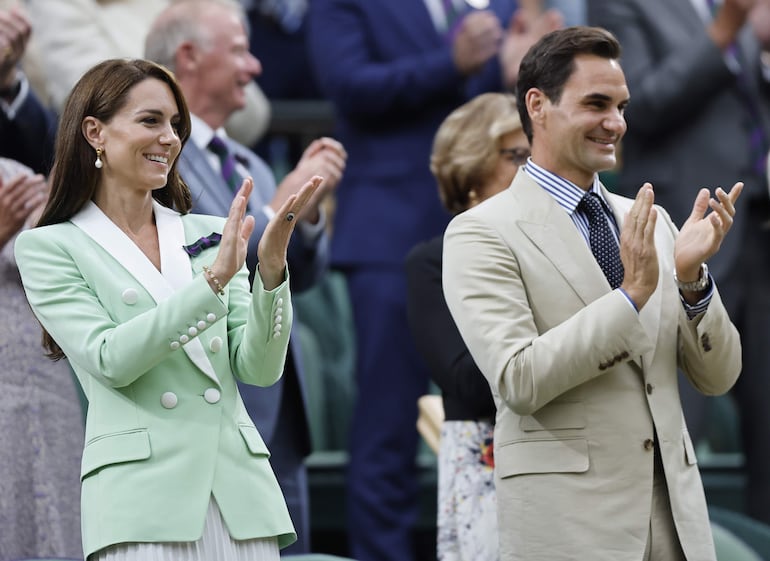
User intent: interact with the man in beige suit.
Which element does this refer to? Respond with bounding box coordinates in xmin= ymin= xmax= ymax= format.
xmin=442 ymin=27 xmax=743 ymax=561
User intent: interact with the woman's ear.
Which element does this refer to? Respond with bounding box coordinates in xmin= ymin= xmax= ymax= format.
xmin=81 ymin=116 xmax=103 ymax=149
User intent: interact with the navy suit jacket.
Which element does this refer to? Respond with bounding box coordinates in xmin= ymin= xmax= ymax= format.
xmin=308 ymin=0 xmax=517 ymax=267
xmin=177 ymin=137 xmax=328 ymax=451
xmin=0 ymin=87 xmax=57 ymax=175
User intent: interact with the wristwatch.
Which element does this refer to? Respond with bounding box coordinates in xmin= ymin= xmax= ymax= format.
xmin=674 ymin=263 xmax=709 ymax=292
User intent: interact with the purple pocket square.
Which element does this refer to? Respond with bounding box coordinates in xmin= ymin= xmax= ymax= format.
xmin=182 ymin=232 xmax=222 ymax=257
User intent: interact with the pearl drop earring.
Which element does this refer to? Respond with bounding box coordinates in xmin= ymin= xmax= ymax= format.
xmin=95 ymin=147 xmax=103 ymax=169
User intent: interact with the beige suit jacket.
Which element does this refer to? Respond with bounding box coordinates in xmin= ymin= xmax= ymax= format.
xmin=442 ymin=170 xmax=742 ymax=561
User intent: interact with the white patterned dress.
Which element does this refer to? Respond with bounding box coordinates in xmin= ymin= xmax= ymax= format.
xmin=437 ymin=420 xmax=498 ymax=561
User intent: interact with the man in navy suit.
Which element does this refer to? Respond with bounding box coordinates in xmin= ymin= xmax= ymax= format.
xmin=307 ymin=1 xmax=563 ymax=559
xmin=0 ymin=5 xmax=56 ymax=175
xmin=145 ymin=0 xmax=347 ymax=553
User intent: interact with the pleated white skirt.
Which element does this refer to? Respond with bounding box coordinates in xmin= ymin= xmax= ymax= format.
xmin=89 ymin=496 xmax=279 ymax=561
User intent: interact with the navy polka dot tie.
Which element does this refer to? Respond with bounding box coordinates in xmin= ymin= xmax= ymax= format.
xmin=579 ymin=192 xmax=624 ymax=289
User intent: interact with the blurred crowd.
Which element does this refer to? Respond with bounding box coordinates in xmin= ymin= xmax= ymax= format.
xmin=2 ymin=0 xmax=770 ymax=560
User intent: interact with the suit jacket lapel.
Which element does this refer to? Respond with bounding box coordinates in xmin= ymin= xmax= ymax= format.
xmin=71 ymin=201 xmax=173 ymax=303
xmin=669 ymin=0 xmax=705 ymax=35
xmin=513 ymin=174 xmax=610 ymax=306
xmin=223 ymin=137 xmax=268 ymax=213
xmin=71 ymin=200 xmax=220 ymax=385
xmin=180 ymin=142 xmax=232 ymax=215
xmin=155 ymin=202 xmax=221 ymax=385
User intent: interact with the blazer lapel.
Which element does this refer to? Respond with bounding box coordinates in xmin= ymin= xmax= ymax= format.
xmin=180 ymin=142 xmax=233 ymax=215
xmin=154 ymin=201 xmax=221 ymax=385
xmin=668 ymin=0 xmax=705 ymax=36
xmin=70 ymin=201 xmax=173 ymax=304
xmin=513 ymin=174 xmax=610 ymax=306
xmin=71 ymin=201 xmax=221 ymax=386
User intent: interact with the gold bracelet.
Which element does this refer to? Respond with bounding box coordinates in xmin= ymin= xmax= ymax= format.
xmin=203 ymin=265 xmax=225 ymax=296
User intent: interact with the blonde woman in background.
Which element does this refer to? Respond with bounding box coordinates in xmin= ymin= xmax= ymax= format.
xmin=405 ymin=92 xmax=529 ymax=561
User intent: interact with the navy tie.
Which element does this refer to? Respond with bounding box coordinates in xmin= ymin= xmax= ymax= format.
xmin=208 ymin=136 xmax=243 ymax=193
xmin=579 ymin=192 xmax=624 ymax=289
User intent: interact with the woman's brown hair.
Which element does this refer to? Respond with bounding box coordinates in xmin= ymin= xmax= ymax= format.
xmin=38 ymin=58 xmax=193 ymax=359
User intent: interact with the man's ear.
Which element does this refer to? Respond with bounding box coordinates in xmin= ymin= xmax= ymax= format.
xmin=174 ymin=41 xmax=198 ymax=76
xmin=526 ymin=88 xmax=547 ymax=127
xmin=82 ymin=116 xmax=103 ymax=148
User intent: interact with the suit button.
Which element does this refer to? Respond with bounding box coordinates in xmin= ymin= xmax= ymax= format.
xmin=209 ymin=336 xmax=222 ymax=353
xmin=204 ymin=388 xmax=221 ymax=404
xmin=170 ymin=341 xmax=181 ymax=350
xmin=188 ymin=326 xmax=198 ymax=337
xmin=197 ymin=320 xmax=207 ymax=330
xmin=646 ymin=383 xmax=654 ymax=395
xmin=206 ymin=312 xmax=217 ymax=323
xmin=179 ymin=334 xmax=190 ymax=344
xmin=122 ymin=288 xmax=138 ymax=305
xmin=277 ymin=298 xmax=284 ymax=306
xmin=161 ymin=391 xmax=178 ymax=409
xmin=643 ymin=438 xmax=655 ymax=451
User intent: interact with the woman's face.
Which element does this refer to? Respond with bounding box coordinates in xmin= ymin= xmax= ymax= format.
xmin=476 ymin=129 xmax=530 ymax=203
xmin=92 ymin=78 xmax=183 ymax=195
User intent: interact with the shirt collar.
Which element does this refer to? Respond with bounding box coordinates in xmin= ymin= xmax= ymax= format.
xmin=189 ymin=114 xmax=229 ymax=152
xmin=523 ymin=158 xmax=608 ymax=215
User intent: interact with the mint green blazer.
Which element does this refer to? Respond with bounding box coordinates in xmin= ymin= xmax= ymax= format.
xmin=15 ymin=201 xmax=296 ymax=558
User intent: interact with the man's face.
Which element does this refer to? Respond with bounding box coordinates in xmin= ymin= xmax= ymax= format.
xmin=531 ymin=54 xmax=629 ymax=188
xmin=195 ymin=7 xmax=261 ymax=118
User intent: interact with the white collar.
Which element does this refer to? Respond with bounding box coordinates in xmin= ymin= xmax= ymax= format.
xmin=69 ymin=200 xmax=220 ymax=384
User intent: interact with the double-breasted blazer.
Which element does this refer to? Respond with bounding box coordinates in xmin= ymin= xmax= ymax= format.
xmin=15 ymin=200 xmax=296 ymax=558
xmin=442 ymin=170 xmax=742 ymax=561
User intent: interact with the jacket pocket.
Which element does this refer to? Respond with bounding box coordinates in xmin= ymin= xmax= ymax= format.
xmin=81 ymin=428 xmax=151 ymax=480
xmin=519 ymin=401 xmax=586 ymax=431
xmin=238 ymin=424 xmax=271 ymax=457
xmin=683 ymin=430 xmax=698 ymax=466
xmin=497 ymin=437 xmax=589 ymax=479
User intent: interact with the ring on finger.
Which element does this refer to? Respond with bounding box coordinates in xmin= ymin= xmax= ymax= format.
xmin=286 ymin=212 xmax=295 ymax=222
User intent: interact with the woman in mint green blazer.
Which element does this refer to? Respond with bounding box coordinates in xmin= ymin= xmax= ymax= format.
xmin=14 ymin=58 xmax=321 ymax=561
